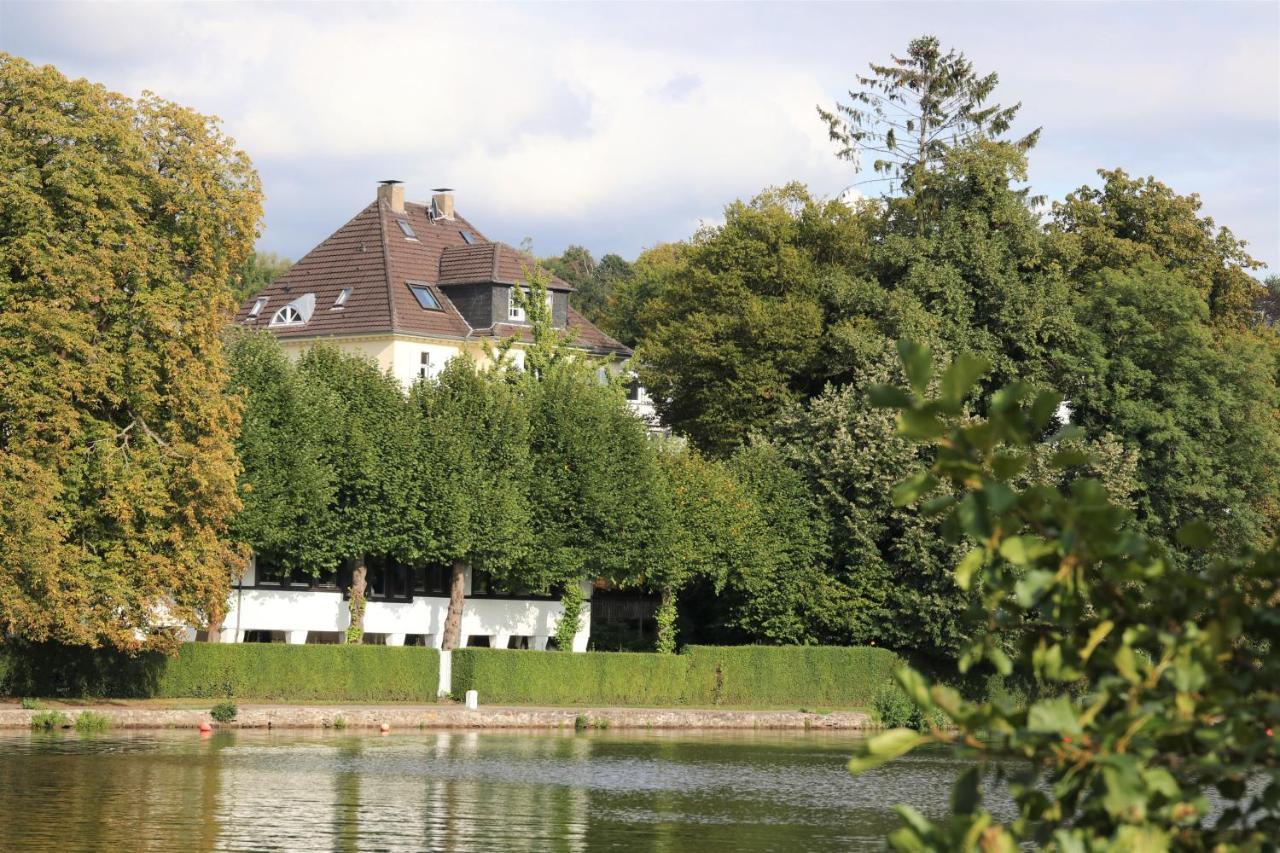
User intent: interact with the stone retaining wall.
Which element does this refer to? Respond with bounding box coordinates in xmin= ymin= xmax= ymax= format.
xmin=0 ymin=705 xmax=872 ymax=731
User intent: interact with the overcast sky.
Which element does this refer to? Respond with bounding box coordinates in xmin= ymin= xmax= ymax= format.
xmin=3 ymin=1 xmax=1277 ymax=272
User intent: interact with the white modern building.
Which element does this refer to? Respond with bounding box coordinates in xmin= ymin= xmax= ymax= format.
xmin=218 ymin=181 xmax=649 ymax=651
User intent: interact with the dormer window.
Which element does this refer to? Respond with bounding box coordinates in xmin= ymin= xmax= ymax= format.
xmin=269 ymin=293 xmax=315 ymax=327
xmin=246 ymin=296 xmax=268 ymax=320
xmin=332 ymin=288 xmax=351 ymax=310
xmin=395 ymin=219 xmax=417 ymax=240
xmin=407 ymin=282 xmax=441 ymax=311
xmin=271 ymin=305 xmax=304 ymax=326
xmin=508 ymin=287 xmax=555 ymax=324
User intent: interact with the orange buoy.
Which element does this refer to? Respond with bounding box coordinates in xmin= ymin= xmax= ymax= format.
xmin=198 ymin=721 xmax=212 ymax=733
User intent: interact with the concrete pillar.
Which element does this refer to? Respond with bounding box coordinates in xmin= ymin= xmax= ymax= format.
xmin=386 ymin=633 xmax=406 ymax=647
xmin=287 ymin=630 xmax=308 ymax=645
xmin=235 ymin=630 xmax=247 ymax=643
xmin=532 ymin=636 xmax=548 ymax=651
xmin=438 ymin=650 xmax=452 ymax=698
xmin=494 ymin=632 xmax=511 ymax=650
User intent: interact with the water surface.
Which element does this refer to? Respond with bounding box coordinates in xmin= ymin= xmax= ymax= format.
xmin=0 ymin=729 xmax=1001 ymax=851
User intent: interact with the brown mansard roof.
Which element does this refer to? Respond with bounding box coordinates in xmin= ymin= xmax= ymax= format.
xmin=235 ymin=196 xmax=627 ymax=356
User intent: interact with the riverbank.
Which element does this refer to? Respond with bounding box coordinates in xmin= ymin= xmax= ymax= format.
xmin=0 ymin=702 xmax=872 ymax=730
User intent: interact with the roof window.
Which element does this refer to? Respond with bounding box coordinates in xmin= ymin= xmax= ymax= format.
xmin=459 ymin=230 xmax=476 ymax=245
xmin=271 ymin=305 xmax=304 ymax=326
xmin=269 ymin=293 xmax=315 ymax=327
xmin=396 ymin=219 xmax=417 ymax=240
xmin=332 ymin=288 xmax=351 ymax=309
xmin=246 ymin=296 xmax=268 ymax=320
xmin=407 ymin=282 xmax=441 ymax=311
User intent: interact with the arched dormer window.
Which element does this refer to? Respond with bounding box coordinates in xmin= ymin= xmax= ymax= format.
xmin=270 ymin=305 xmax=304 ymax=326
xmin=269 ymin=293 xmax=315 ymax=327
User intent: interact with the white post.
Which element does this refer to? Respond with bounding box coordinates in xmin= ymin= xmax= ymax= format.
xmin=465 ymin=690 xmax=478 ymax=710
xmin=286 ymin=630 xmax=308 ymax=645
xmin=438 ymin=649 xmax=452 ymax=698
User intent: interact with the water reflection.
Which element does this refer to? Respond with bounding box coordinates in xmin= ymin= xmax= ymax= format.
xmin=0 ymin=729 xmax=1006 ymax=851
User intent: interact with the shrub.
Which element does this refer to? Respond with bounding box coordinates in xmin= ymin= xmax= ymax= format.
xmin=452 ymin=645 xmax=901 ymax=708
xmin=210 ymin=702 xmax=237 ymax=723
xmin=331 ymin=715 xmax=346 ymax=730
xmin=872 ymin=684 xmax=947 ymax=732
xmin=19 ymin=697 xmax=40 ymax=710
xmin=74 ymin=711 xmax=110 ymax=732
xmin=30 ymin=710 xmax=69 ymax=730
xmin=1 ymin=643 xmax=441 ymax=702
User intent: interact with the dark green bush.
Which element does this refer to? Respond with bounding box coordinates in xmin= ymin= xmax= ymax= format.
xmin=74 ymin=711 xmax=110 ymax=732
xmin=1 ymin=643 xmax=440 ymax=702
xmin=210 ymin=702 xmax=237 ymax=723
xmin=452 ymin=645 xmax=901 ymax=708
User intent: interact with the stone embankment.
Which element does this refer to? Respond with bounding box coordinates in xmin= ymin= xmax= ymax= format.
xmin=0 ymin=704 xmax=872 ymax=731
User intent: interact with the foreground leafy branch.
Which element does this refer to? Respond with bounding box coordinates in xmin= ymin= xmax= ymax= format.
xmin=852 ymin=341 xmax=1279 ymax=851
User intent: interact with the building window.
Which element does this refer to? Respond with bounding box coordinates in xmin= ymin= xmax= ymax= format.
xmin=408 ymin=282 xmax=441 ymax=311
xmin=332 ymin=288 xmax=350 ymax=309
xmin=396 ymin=219 xmax=417 ymax=240
xmin=508 ymin=288 xmax=525 ymax=322
xmin=419 ymin=351 xmax=431 ymax=379
xmin=507 ymin=288 xmax=555 ymax=324
xmin=270 ymin=305 xmax=304 ymax=327
xmin=247 ymin=297 xmax=268 ymax=320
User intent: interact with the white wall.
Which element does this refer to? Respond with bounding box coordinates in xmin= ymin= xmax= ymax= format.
xmin=218 ymin=574 xmax=592 ymax=651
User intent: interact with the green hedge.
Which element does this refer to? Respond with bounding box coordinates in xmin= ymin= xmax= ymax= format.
xmin=452 ymin=645 xmax=901 ymax=708
xmin=0 ymin=642 xmax=440 ymax=702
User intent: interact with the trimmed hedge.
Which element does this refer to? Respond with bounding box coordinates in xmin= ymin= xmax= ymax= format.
xmin=0 ymin=642 xmax=440 ymax=702
xmin=452 ymin=645 xmax=902 ymax=708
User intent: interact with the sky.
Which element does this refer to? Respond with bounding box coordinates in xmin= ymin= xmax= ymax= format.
xmin=3 ymin=1 xmax=1277 ymax=272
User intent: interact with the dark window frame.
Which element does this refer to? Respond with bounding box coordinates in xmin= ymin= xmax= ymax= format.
xmin=407 ymin=282 xmax=442 ymax=311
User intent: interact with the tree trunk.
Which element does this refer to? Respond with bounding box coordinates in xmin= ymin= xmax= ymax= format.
xmin=205 ymin=609 xmax=223 ymax=643
xmin=347 ymin=558 xmax=368 ymax=644
xmin=440 ymin=559 xmax=467 ymax=650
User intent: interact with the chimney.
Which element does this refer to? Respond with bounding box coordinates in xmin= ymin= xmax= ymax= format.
xmin=377 ymin=179 xmax=405 ymax=214
xmin=431 ymin=187 xmax=455 ymax=221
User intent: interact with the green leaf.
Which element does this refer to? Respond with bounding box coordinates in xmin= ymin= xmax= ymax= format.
xmin=999 ymin=535 xmax=1043 ymax=566
xmin=898 ymin=409 xmax=944 ymax=440
xmin=939 ymin=354 xmax=990 ymax=403
xmin=955 ymin=547 xmax=985 ymax=591
xmin=1014 ymin=569 xmax=1055 ymax=608
xmin=895 ymin=667 xmax=933 ymax=709
xmin=1049 ymin=448 xmax=1091 ymax=469
xmin=1027 ymin=696 xmax=1081 ymax=735
xmin=847 ymin=728 xmax=928 ymax=774
xmin=897 ymin=340 xmax=932 ymax=395
xmin=1175 ymin=520 xmax=1215 ymax=549
xmin=892 ymin=471 xmax=938 ymax=507
xmin=951 ymin=765 xmax=981 ymax=815
xmin=868 ymin=384 xmax=913 ymax=409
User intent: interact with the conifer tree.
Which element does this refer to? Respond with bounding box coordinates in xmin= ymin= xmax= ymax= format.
xmin=818 ymin=34 xmax=1040 ymax=195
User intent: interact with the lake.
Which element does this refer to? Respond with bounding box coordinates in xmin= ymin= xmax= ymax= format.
xmin=0 ymin=729 xmax=1005 ymax=851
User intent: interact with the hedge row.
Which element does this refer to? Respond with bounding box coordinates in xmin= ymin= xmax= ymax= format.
xmin=0 ymin=642 xmax=440 ymax=702
xmin=451 ymin=645 xmax=902 ymax=708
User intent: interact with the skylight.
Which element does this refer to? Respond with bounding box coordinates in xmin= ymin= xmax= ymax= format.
xmin=407 ymin=283 xmax=441 ymax=311
xmin=333 ymin=288 xmax=351 ymax=309
xmin=396 ymin=219 xmax=417 ymax=240
xmin=246 ymin=296 xmax=268 ymax=319
xmin=459 ymin=230 xmax=476 ymax=245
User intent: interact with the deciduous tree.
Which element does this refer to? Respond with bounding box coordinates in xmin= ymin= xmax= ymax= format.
xmin=0 ymin=55 xmax=261 ymax=650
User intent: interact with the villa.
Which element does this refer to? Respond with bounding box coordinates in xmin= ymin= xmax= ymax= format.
xmin=210 ymin=181 xmax=652 ymax=651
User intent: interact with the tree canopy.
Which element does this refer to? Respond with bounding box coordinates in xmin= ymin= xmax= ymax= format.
xmin=0 ymin=54 xmax=262 ymax=650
